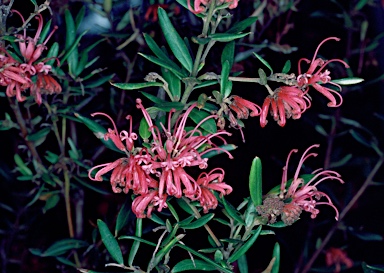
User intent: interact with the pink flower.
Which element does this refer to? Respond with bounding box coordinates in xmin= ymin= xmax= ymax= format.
xmin=279 ymin=144 xmax=344 ymax=225
xmin=196 ymin=168 xmax=232 ymax=213
xmin=88 ymin=113 xmax=154 ymax=195
xmin=229 ymin=95 xmax=261 ymax=120
xmin=136 ymin=99 xmax=233 ymax=201
xmin=260 ymin=86 xmax=311 ymax=127
xmin=325 ymin=247 xmax=353 ymax=273
xmin=187 ymin=0 xmax=238 ymax=14
xmin=297 ymin=37 xmax=349 ymax=107
xmin=132 ymin=190 xmax=168 ymax=218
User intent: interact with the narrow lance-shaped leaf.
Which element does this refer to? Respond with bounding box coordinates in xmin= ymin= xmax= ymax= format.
xmin=282 ymin=60 xmax=291 ymax=74
xmin=162 ymin=67 xmax=181 ymax=101
xmin=179 ymin=213 xmax=215 ymax=229
xmin=227 ymin=16 xmax=258 ymax=34
xmin=172 ymin=259 xmax=217 ymax=272
xmin=189 ymin=108 xmax=217 ymax=134
xmin=221 ymin=41 xmax=235 ymax=71
xmin=97 ymin=219 xmax=124 ymax=264
xmin=111 ymin=82 xmax=164 ymax=90
xmin=227 ymin=226 xmax=262 ymax=263
xmin=249 ymin=157 xmax=262 ymax=207
xmin=253 ymin=52 xmax=273 ymax=75
xmin=271 ymin=242 xmax=280 ymax=273
xmin=221 ymin=197 xmax=245 ymax=225
xmin=238 ymin=254 xmax=249 ymax=273
xmin=115 ymin=198 xmax=132 ymax=236
xmin=158 ymin=8 xmax=193 ymax=72
xmin=139 ymin=53 xmax=186 ymax=79
xmin=209 ymin=32 xmax=250 ymax=42
xmin=128 ymin=218 xmax=142 ymax=266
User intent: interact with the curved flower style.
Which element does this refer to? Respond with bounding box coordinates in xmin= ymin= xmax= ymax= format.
xmin=297 ymin=37 xmax=349 ymax=107
xmin=187 ymin=0 xmax=238 ymax=14
xmin=279 ymin=144 xmax=344 ymax=225
xmin=260 ymin=86 xmax=311 ymax=127
xmin=196 ymin=168 xmax=232 ymax=213
xmin=88 ymin=113 xmax=154 ymax=195
xmin=136 ymin=98 xmax=233 ymax=201
xmin=0 ymin=10 xmax=61 ymax=104
xmin=325 ymin=247 xmax=353 ymax=273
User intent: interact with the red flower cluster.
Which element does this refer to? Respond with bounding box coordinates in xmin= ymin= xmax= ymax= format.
xmin=0 ymin=11 xmax=61 ymax=105
xmin=89 ymin=99 xmax=233 ymax=218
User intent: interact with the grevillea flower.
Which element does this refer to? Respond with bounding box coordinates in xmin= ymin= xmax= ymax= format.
xmin=136 ymin=98 xmax=233 ymax=201
xmin=88 ymin=113 xmax=155 ymax=195
xmin=196 ymin=168 xmax=232 ymax=213
xmin=325 ymin=247 xmax=353 ymax=273
xmin=279 ymin=144 xmax=344 ymax=225
xmin=0 ymin=10 xmax=60 ymax=104
xmin=297 ymin=37 xmax=349 ymax=107
xmin=132 ymin=190 xmax=168 ymax=218
xmin=260 ymin=85 xmax=311 ymax=127
xmin=187 ymin=0 xmax=238 ymax=14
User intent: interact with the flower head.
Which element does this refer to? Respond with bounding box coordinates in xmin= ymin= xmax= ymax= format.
xmin=325 ymin=247 xmax=353 ymax=273
xmin=136 ymin=98 xmax=233 ymax=201
xmin=196 ymin=168 xmax=232 ymax=213
xmin=260 ymin=86 xmax=311 ymax=127
xmin=187 ymin=0 xmax=238 ymax=14
xmin=297 ymin=37 xmax=349 ymax=107
xmin=279 ymin=144 xmax=344 ymax=224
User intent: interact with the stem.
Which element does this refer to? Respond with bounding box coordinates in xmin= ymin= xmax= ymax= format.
xmin=301 ymin=156 xmax=384 ymax=273
xmin=9 ymin=98 xmax=43 ymax=166
xmin=182 ymin=197 xmax=221 ymax=247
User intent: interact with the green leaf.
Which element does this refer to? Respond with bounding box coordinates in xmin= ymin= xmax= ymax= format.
xmin=115 ymin=198 xmax=132 ymax=236
xmin=355 ymin=0 xmax=369 ymax=11
xmin=26 ymin=127 xmax=51 ymax=142
xmin=29 ymin=0 xmax=38 ymax=6
xmin=116 ymin=9 xmax=131 ymax=31
xmin=249 ymin=157 xmax=262 ymax=207
xmin=253 ymin=52 xmax=273 ymax=75
xmin=362 ymin=262 xmax=384 ymax=272
xmin=220 ymin=60 xmax=231 ymax=98
xmin=84 ymin=74 xmax=114 ymax=88
xmin=238 ymin=254 xmax=248 ymax=273
xmin=149 ymin=213 xmax=166 ymax=226
xmin=175 ymin=244 xmax=233 ymax=273
xmin=221 ymin=197 xmax=245 ymax=225
xmin=139 ymin=53 xmax=186 ymax=79
xmin=111 ymin=82 xmax=164 ymax=90
xmin=201 ymin=144 xmax=237 ymax=159
xmin=227 ymin=17 xmax=258 ymax=34
xmin=177 ymin=215 xmax=195 ymax=226
xmin=176 ymin=198 xmax=195 ymax=214
xmin=282 ymin=60 xmax=291 ymax=73
xmin=46 ymin=42 xmax=59 ymax=66
xmin=158 ymin=8 xmax=193 ymax=72
xmin=119 ymin=235 xmax=157 ymax=247
xmin=38 ymin=19 xmax=52 ymax=45
xmin=228 ymin=226 xmax=262 ymax=263
xmin=189 ymin=108 xmax=217 ymax=134
xmin=74 ymin=112 xmax=123 ymax=153
xmin=14 ymin=154 xmax=33 ymax=176
xmin=209 ymin=32 xmax=250 ymax=42
xmin=139 ymin=117 xmax=151 ymax=141
xmin=162 ymin=67 xmax=181 ymax=101
xmin=175 ymin=0 xmax=204 ymax=18
xmin=221 ymin=42 xmax=235 ymax=72
xmin=75 ymin=6 xmax=86 ymax=30
xmin=128 ymin=218 xmax=142 ymax=266
xmin=331 ymin=77 xmax=364 ymax=85
xmin=43 ymin=194 xmax=60 ymax=213
xmin=179 ymin=213 xmax=215 ymax=229
xmin=172 ymin=259 xmax=217 ymax=272
xmin=97 ymin=219 xmax=124 ymax=264
xmin=166 ymin=201 xmax=180 ymax=222
xmin=149 ymin=234 xmax=185 ymax=271
xmin=153 ymin=101 xmax=185 ymax=112
xmin=268 ymin=221 xmax=287 ymax=228
xmin=271 ymin=242 xmax=280 ymax=273
xmin=31 ymin=239 xmax=88 ymax=257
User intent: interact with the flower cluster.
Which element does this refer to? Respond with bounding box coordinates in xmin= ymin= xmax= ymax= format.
xmin=257 ymin=144 xmax=344 ymax=225
xmin=259 ymin=37 xmax=349 ymax=127
xmin=0 ymin=11 xmax=61 ymax=105
xmin=188 ymin=0 xmax=238 ymax=14
xmin=89 ymin=99 xmax=233 ymax=218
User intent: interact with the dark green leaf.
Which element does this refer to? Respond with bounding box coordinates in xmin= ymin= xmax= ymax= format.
xmin=194 ymin=80 xmax=218 ymax=90
xmin=209 ymin=32 xmax=250 ymax=42
xmin=253 ymin=53 xmax=273 ymax=75
xmin=221 ymin=42 xmax=235 ymax=72
xmin=119 ymin=236 xmax=157 ymax=247
xmin=362 ymin=262 xmax=384 ymax=272
xmin=268 ymin=221 xmax=287 ymax=228
xmin=149 ymin=213 xmax=166 ymax=226
xmin=158 ymin=8 xmax=193 ymax=72
xmin=35 ymin=239 xmax=88 ymax=257
xmin=46 ymin=42 xmax=59 ymax=66
xmin=228 ymin=226 xmax=262 ymax=263
xmin=128 ymin=218 xmax=142 ymax=266
xmin=271 ymin=242 xmax=280 ymax=273
xmin=139 ymin=117 xmax=151 ymax=141
xmin=75 ymin=6 xmax=86 ymax=30
xmin=166 ymin=201 xmax=180 ymax=222
xmin=149 ymin=234 xmax=185 ymax=271
xmin=189 ymin=108 xmax=217 ymax=134
xmin=43 ymin=194 xmax=60 ymax=213
xmin=139 ymin=53 xmax=186 ymax=79
xmin=97 ymin=219 xmax=124 ymax=264
xmin=26 ymin=127 xmax=51 ymax=142
xmin=84 ymin=74 xmax=114 ymax=88
xmin=249 ymin=157 xmax=262 ymax=207
xmin=111 ymin=82 xmax=164 ymax=90
xmin=238 ymin=254 xmax=248 ymax=273
xmin=176 ymin=198 xmax=195 ymax=214
xmin=140 ymin=91 xmax=166 ymax=104
xmin=220 ymin=60 xmax=231 ymax=98
xmin=115 ymin=198 xmax=132 ymax=236
xmin=221 ymin=197 xmax=245 ymax=225
xmin=282 ymin=60 xmax=291 ymax=74
xmin=38 ymin=19 xmax=52 ymax=45
xmin=153 ymin=101 xmax=185 ymax=112
xmin=179 ymin=213 xmax=214 ymax=229
xmin=332 ymin=77 xmax=364 ymax=85
xmin=162 ymin=67 xmax=181 ymax=101
xmin=172 ymin=259 xmax=217 ymax=272
xmin=227 ymin=17 xmax=258 ymax=34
